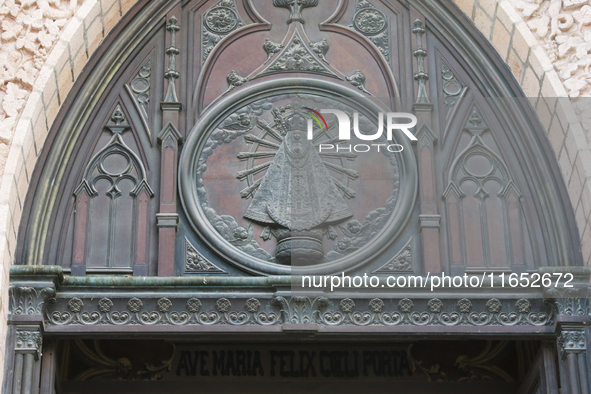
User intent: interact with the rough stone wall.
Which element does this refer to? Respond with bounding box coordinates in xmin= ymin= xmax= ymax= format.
xmin=0 ymin=0 xmax=589 ymax=386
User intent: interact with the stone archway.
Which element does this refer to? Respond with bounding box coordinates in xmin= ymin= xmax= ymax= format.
xmin=0 ymin=0 xmax=590 ymax=385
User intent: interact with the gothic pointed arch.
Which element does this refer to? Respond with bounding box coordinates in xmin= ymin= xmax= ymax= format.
xmin=14 ymin=0 xmax=582 ymax=278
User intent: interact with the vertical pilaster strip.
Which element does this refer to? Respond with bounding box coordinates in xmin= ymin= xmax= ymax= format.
xmin=132 ymin=186 xmax=151 ymax=276
xmin=71 ymin=184 xmax=93 ymax=276
xmin=558 ymin=328 xmax=588 ymax=394
xmin=157 ymin=13 xmax=183 ymax=276
xmin=6 ymin=284 xmax=55 ymax=394
xmin=39 ymin=341 xmax=57 ymax=394
xmin=412 ymin=18 xmax=441 ymax=275
xmin=12 ymin=327 xmax=42 ymax=394
xmin=540 ymin=341 xmax=559 ymax=394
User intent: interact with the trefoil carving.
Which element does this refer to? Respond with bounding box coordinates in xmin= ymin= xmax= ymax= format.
xmin=72 ymin=104 xmax=154 ymax=270
xmin=75 ymin=105 xmax=154 ymax=199
xmin=444 ymin=106 xmax=530 ymax=269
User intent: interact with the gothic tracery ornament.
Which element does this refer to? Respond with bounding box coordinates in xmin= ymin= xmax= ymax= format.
xmin=441 ymin=62 xmax=464 ymax=118
xmin=127 ymin=58 xmax=152 ymax=127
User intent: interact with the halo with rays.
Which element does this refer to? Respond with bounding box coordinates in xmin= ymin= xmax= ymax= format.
xmin=236 ymin=102 xmax=359 ymax=202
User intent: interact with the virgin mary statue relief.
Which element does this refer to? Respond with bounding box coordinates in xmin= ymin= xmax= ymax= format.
xmin=242 ymin=110 xmax=353 ymax=265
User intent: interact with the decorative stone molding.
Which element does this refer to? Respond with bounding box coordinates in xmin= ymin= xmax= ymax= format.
xmin=14 ymin=327 xmax=42 ymax=358
xmin=9 ymin=285 xmax=55 ymax=315
xmin=184 ymin=237 xmax=227 ymax=274
xmin=44 ymin=295 xmax=554 ymax=327
xmin=372 ymin=238 xmax=413 ymax=273
xmin=558 ymin=328 xmax=586 ymax=360
xmin=347 ymin=0 xmax=390 ymax=63
xmin=545 ymin=287 xmax=589 ymax=316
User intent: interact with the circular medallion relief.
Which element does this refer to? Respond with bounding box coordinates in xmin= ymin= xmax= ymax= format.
xmin=204 ymin=7 xmax=238 ymax=34
xmin=179 ymin=80 xmax=417 ymax=275
xmin=354 ymin=9 xmax=387 ymax=35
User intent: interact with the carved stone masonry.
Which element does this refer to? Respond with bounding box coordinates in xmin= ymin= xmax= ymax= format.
xmin=372 ymin=238 xmax=413 ymax=273
xmin=44 ymin=296 xmax=554 ymax=328
xmin=545 ymin=287 xmax=589 ymax=316
xmin=9 ymin=286 xmax=56 ymax=315
xmin=15 ymin=328 xmax=42 ymax=359
xmin=348 ymin=0 xmax=391 ymax=63
xmin=185 ymin=237 xmax=227 ymax=274
xmin=558 ymin=329 xmax=586 ymax=358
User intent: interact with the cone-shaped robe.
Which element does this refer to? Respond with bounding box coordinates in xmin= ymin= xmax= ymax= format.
xmin=244 ymin=128 xmax=352 ymax=231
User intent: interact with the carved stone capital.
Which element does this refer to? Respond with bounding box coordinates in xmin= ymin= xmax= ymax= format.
xmin=9 ymin=285 xmax=56 ymax=316
xmin=542 ymin=268 xmax=590 ymax=316
xmin=15 ymin=327 xmax=43 ymax=359
xmin=558 ymin=328 xmax=586 ymax=359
